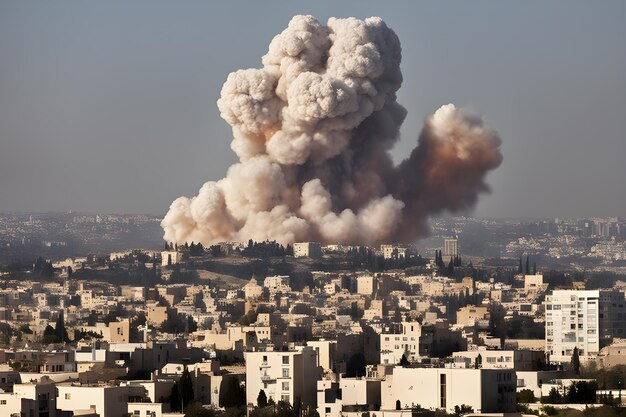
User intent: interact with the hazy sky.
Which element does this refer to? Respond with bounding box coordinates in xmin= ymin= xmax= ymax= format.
xmin=1 ymin=1 xmax=625 ymax=219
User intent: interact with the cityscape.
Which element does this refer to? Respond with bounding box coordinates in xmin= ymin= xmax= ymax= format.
xmin=1 ymin=2 xmax=625 ymax=417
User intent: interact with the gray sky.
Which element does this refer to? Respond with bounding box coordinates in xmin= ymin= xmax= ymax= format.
xmin=1 ymin=1 xmax=625 ymax=219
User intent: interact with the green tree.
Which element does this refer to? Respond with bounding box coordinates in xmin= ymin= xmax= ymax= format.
xmin=42 ymin=324 xmax=60 ymax=344
xmin=170 ymin=383 xmax=181 ymax=412
xmin=257 ymin=389 xmax=268 ymax=408
xmin=399 ymin=353 xmax=409 ymax=367
xmin=517 ymin=389 xmax=536 ymax=403
xmin=454 ymin=404 xmax=474 ymax=415
xmin=183 ymin=402 xmax=215 ymax=417
xmin=170 ymin=366 xmax=195 ymax=412
xmin=571 ymin=346 xmax=581 ymax=375
xmin=179 ymin=366 xmax=195 ymax=409
xmin=221 ymin=377 xmax=245 ymax=408
xmin=346 ymin=353 xmax=366 ymax=377
xmin=55 ymin=310 xmax=69 ymax=343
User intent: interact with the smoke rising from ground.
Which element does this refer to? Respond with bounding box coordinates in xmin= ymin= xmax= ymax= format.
xmin=161 ymin=15 xmax=503 ymax=246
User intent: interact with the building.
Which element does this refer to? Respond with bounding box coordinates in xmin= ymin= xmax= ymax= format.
xmin=161 ymin=250 xmax=182 ymax=267
xmin=317 ymin=377 xmax=382 ymax=417
xmin=381 ymin=245 xmax=408 ymax=259
xmin=380 ymin=322 xmax=421 ymax=365
xmin=443 ymin=237 xmax=458 ymax=257
xmin=357 ymin=275 xmax=375 ymax=296
xmin=452 ymin=349 xmax=545 ymax=372
xmin=293 ymin=242 xmax=322 ymax=259
xmin=56 ymin=383 xmax=146 ymax=417
xmin=243 ymin=278 xmax=264 ymax=300
xmin=0 ymin=376 xmax=58 ymax=417
xmin=524 ymin=274 xmax=546 ymax=291
xmin=263 ymin=276 xmax=290 ymax=293
xmin=383 ymin=367 xmax=516 ymax=413
xmin=147 ymin=305 xmax=176 ymax=326
xmin=545 ymin=289 xmax=626 ymax=363
xmin=456 ymin=306 xmax=489 ymax=327
xmin=244 ymin=347 xmax=320 ymax=408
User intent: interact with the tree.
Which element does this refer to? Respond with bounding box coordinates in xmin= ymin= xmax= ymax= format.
xmin=183 ymin=402 xmax=216 ymax=417
xmin=395 ymin=400 xmax=401 ymax=410
xmin=517 ymin=389 xmax=536 ymax=403
xmin=399 ymin=353 xmax=409 ymax=367
xmin=346 ymin=353 xmax=366 ymax=377
xmin=179 ymin=366 xmax=195 ymax=409
xmin=454 ymin=404 xmax=474 ymax=415
xmin=170 ymin=384 xmax=181 ymax=412
xmin=55 ymin=310 xmax=69 ymax=343
xmin=447 ymin=257 xmax=454 ymax=275
xmin=571 ymin=346 xmax=581 ymax=375
xmin=221 ymin=377 xmax=245 ymax=408
xmin=525 ymin=256 xmax=530 ymax=275
xmin=19 ymin=324 xmax=33 ymax=334
xmin=257 ymin=389 xmax=268 ymax=408
xmin=170 ymin=367 xmax=195 ymax=412
xmin=518 ymin=257 xmax=523 ymax=274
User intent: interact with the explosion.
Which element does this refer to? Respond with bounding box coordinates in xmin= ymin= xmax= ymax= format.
xmin=162 ymin=15 xmax=502 ymax=246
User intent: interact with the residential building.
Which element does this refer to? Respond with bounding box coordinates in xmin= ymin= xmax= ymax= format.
xmin=245 ymin=347 xmax=320 ymax=408
xmin=545 ymin=290 xmax=626 ymax=362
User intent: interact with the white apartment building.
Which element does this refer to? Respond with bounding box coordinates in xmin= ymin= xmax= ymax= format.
xmin=545 ymin=289 xmax=626 ymax=363
xmin=380 ymin=322 xmax=421 ymax=365
xmin=443 ymin=237 xmax=458 ymax=257
xmin=263 ymin=276 xmax=291 ymax=293
xmin=293 ymin=242 xmax=322 ymax=259
xmin=382 ymin=367 xmax=516 ymax=413
xmin=381 ymin=245 xmax=407 ymax=259
xmin=317 ymin=377 xmax=382 ymax=417
xmin=0 ymin=376 xmax=57 ymax=417
xmin=57 ymin=383 xmax=146 ymax=417
xmin=245 ymin=347 xmax=320 ymax=408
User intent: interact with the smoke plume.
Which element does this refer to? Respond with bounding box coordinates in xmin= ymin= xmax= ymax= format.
xmin=162 ymin=15 xmax=502 ymax=246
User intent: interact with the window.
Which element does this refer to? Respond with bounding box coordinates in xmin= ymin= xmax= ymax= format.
xmin=282 ymin=382 xmax=289 ymax=391
xmin=0 ymin=400 xmax=6 ymax=405
xmin=65 ymin=394 xmax=71 ymax=400
xmin=282 ymin=356 xmax=289 ymax=365
xmin=282 ymin=368 xmax=289 ymax=378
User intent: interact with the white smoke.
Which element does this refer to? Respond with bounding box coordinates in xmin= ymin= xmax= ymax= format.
xmin=162 ymin=15 xmax=503 ymax=246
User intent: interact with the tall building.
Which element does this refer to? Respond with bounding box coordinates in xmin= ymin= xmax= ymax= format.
xmin=245 ymin=347 xmax=320 ymax=408
xmin=545 ymin=290 xmax=626 ymax=363
xmin=443 ymin=237 xmax=458 ymax=257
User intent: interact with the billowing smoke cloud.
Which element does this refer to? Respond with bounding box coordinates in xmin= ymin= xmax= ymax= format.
xmin=162 ymin=15 xmax=502 ymax=246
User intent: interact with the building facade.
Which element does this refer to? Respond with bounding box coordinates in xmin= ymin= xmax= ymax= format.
xmin=545 ymin=289 xmax=626 ymax=363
